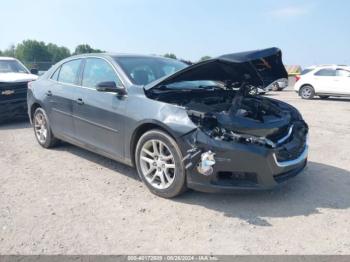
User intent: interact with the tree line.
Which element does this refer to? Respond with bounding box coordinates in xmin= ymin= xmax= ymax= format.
xmin=0 ymin=40 xmax=212 ymax=70
xmin=164 ymin=53 xmax=212 ymax=64
xmin=0 ymin=40 xmax=103 ymax=70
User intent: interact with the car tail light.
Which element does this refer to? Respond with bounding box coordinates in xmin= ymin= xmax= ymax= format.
xmin=295 ymin=75 xmax=301 ymax=82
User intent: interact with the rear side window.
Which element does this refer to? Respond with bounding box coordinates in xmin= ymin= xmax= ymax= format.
xmin=314 ymin=69 xmax=335 ymax=76
xmin=336 ymin=69 xmax=350 ymax=77
xmin=58 ymin=59 xmax=82 ymax=85
xmin=315 ymin=68 xmax=335 ymax=76
xmin=82 ymin=58 xmax=122 ymax=88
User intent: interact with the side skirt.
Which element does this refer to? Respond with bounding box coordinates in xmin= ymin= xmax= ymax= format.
xmin=316 ymin=93 xmax=350 ymax=97
xmin=54 ymin=133 xmax=134 ymax=167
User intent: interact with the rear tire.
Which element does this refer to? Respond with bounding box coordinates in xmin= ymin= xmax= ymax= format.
xmin=135 ymin=129 xmax=187 ymax=198
xmin=33 ymin=108 xmax=58 ymax=148
xmin=299 ymin=85 xmax=315 ymax=99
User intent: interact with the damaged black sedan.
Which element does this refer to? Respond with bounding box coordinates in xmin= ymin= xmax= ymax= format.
xmin=27 ymin=47 xmax=308 ymax=198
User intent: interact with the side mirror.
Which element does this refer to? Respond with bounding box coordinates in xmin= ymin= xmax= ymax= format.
xmin=96 ymin=81 xmax=126 ymax=95
xmin=30 ymin=68 xmax=38 ymax=75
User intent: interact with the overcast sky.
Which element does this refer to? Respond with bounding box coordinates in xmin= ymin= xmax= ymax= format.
xmin=1 ymin=0 xmax=349 ymax=66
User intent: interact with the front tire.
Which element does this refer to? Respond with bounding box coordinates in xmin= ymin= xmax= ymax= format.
xmin=299 ymin=85 xmax=315 ymax=99
xmin=33 ymin=108 xmax=58 ymax=148
xmin=135 ymin=129 xmax=187 ymax=198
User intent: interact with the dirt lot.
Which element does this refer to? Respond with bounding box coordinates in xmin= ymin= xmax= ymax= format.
xmin=1 ymin=89 xmax=350 ymax=255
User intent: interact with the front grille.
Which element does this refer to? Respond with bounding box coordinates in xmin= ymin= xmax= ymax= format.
xmin=275 ymin=121 xmax=308 ymax=162
xmin=0 ymin=82 xmax=28 ymax=102
xmin=268 ymin=125 xmax=290 ymax=142
xmin=276 ymin=143 xmax=306 ymax=162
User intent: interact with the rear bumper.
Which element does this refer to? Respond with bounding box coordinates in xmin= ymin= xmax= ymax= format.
xmin=0 ymin=99 xmax=27 ymax=121
xmin=181 ymin=129 xmax=308 ymax=193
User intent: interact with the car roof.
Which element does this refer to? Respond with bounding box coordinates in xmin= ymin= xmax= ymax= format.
xmin=68 ymin=52 xmax=172 ymax=60
xmin=0 ymin=56 xmax=17 ymax=61
xmin=306 ymin=64 xmax=350 ymax=70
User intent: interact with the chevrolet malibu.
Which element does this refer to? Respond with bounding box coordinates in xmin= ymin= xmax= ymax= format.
xmin=27 ymin=48 xmax=308 ymax=198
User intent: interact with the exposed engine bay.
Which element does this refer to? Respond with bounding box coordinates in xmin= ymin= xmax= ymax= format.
xmin=147 ymin=87 xmax=300 ymax=148
xmin=140 ymin=48 xmax=309 ymax=188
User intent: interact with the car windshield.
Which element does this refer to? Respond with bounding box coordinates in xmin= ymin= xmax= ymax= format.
xmin=114 ymin=56 xmax=187 ymax=85
xmin=0 ymin=59 xmax=29 ymax=73
xmin=164 ymin=80 xmax=224 ymax=90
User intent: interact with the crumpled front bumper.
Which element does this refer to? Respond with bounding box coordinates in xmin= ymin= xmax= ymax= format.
xmin=179 ymin=128 xmax=308 ymax=193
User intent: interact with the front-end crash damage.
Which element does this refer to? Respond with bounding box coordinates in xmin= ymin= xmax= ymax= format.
xmin=144 ymin=47 xmax=309 ymax=192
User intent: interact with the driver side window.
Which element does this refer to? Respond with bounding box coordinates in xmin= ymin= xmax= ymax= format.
xmin=82 ymin=58 xmax=122 ymax=88
xmin=314 ymin=69 xmax=336 ymax=76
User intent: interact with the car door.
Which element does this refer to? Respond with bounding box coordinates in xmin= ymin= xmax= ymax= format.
xmin=313 ymin=68 xmax=337 ymax=94
xmin=48 ymin=59 xmax=82 ymax=139
xmin=72 ymin=57 xmax=126 ymax=160
xmin=335 ymin=68 xmax=350 ymax=95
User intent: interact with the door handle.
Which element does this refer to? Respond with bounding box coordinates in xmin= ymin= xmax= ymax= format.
xmin=76 ymin=98 xmax=84 ymax=105
xmin=46 ymin=90 xmax=52 ymax=96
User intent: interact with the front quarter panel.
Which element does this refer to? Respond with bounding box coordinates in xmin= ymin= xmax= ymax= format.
xmin=123 ymin=86 xmax=197 ymax=161
xmin=27 ymin=79 xmax=52 ymax=120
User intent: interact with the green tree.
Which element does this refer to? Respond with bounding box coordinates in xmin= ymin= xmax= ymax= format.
xmin=164 ymin=53 xmax=177 ymax=59
xmin=47 ymin=43 xmax=71 ymax=63
xmin=73 ymin=44 xmax=103 ymax=55
xmin=200 ymin=55 xmax=211 ymax=61
xmin=15 ymin=40 xmax=51 ymax=63
xmin=2 ymin=44 xmax=16 ymax=57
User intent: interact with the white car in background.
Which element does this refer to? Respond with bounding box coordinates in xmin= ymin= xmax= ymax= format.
xmin=294 ymin=65 xmax=350 ymax=99
xmin=0 ymin=57 xmax=38 ymax=121
xmin=270 ymin=78 xmax=289 ymax=91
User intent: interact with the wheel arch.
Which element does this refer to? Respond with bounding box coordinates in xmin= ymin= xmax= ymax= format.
xmin=300 ymin=83 xmax=314 ymax=88
xmin=130 ymin=121 xmax=179 ymax=167
xmin=29 ymin=102 xmax=43 ymax=122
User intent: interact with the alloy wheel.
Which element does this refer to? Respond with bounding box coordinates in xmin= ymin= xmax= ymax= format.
xmin=139 ymin=139 xmax=176 ymax=189
xmin=34 ymin=112 xmax=48 ymax=144
xmin=301 ymin=86 xmax=312 ymax=99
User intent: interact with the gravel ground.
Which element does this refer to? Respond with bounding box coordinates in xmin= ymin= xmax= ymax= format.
xmin=1 ymin=89 xmax=350 ymax=255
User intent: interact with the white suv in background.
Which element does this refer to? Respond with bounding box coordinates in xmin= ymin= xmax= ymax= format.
xmin=294 ymin=65 xmax=350 ymax=99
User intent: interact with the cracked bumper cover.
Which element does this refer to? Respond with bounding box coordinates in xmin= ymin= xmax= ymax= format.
xmin=180 ymin=130 xmax=308 ymax=193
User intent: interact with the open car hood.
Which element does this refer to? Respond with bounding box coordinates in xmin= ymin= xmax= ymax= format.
xmin=145 ymin=47 xmax=288 ymax=90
